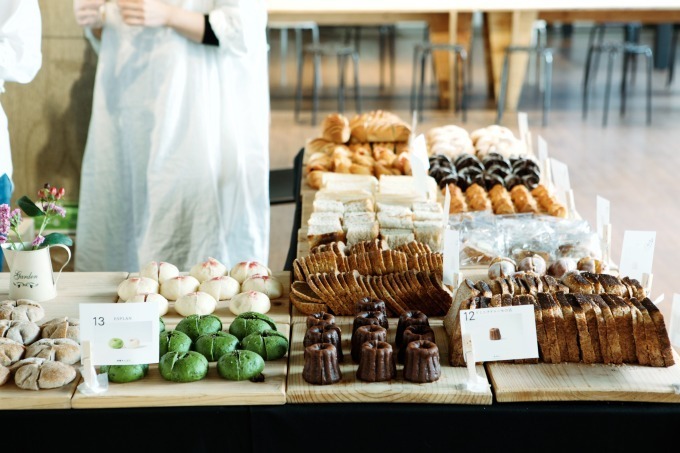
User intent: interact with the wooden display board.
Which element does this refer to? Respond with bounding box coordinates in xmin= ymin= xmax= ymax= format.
xmin=71 ymin=323 xmax=290 ymax=409
xmin=0 ymin=372 xmax=79 ymax=410
xmin=286 ymin=320 xmax=492 ymax=404
xmin=487 ymin=351 xmax=680 ymax=403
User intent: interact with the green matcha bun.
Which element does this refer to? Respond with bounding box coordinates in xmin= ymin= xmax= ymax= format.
xmin=194 ymin=331 xmax=239 ymax=362
xmin=101 ymin=364 xmax=149 ymax=383
xmin=241 ymin=329 xmax=289 ymax=360
xmin=109 ymin=338 xmax=124 ymax=349
xmin=159 ymin=317 xmax=166 ymax=333
xmin=217 ymin=350 xmax=265 ymax=381
xmin=175 ymin=314 xmax=222 ymax=342
xmin=159 ymin=351 xmax=209 ymax=383
xmin=159 ymin=330 xmax=193 ymax=356
xmin=229 ymin=311 xmax=277 ymax=341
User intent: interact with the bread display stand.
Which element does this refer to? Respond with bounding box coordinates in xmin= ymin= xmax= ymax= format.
xmin=0 ymin=374 xmax=79 ymax=410
xmin=71 ymin=322 xmax=289 ymax=409
xmin=286 ymin=319 xmax=492 ymax=404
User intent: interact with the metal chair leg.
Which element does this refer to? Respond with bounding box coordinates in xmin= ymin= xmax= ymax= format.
xmin=668 ymin=26 xmax=678 ymax=86
xmin=379 ymin=26 xmax=387 ymax=90
xmin=583 ymin=44 xmax=596 ymax=120
xmin=620 ymin=47 xmax=630 ymax=117
xmin=603 ymin=49 xmax=617 ymax=127
xmin=496 ymin=51 xmax=510 ymax=125
xmin=389 ymin=26 xmax=396 ymax=87
xmin=294 ymin=49 xmax=305 ymax=123
xmin=543 ymin=51 xmax=553 ymax=127
xmin=337 ymin=54 xmax=346 ymax=114
xmin=418 ymin=49 xmax=428 ymax=121
xmin=352 ymin=52 xmax=362 ymax=113
xmin=646 ymin=48 xmax=653 ymax=125
xmin=410 ymin=45 xmax=420 ymax=116
xmin=279 ymin=27 xmax=288 ymax=86
xmin=459 ymin=51 xmax=468 ymax=123
xmin=311 ymin=52 xmax=321 ymax=126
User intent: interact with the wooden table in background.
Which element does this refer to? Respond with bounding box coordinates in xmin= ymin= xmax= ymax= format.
xmin=266 ymin=0 xmax=680 ymax=112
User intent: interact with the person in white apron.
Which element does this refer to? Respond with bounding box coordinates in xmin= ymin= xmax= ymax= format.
xmin=73 ymin=0 xmax=270 ymax=272
xmin=0 ymin=1 xmax=42 ymax=266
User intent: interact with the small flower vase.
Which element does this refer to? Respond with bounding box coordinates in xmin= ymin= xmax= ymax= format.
xmin=1 ymin=242 xmax=71 ymax=302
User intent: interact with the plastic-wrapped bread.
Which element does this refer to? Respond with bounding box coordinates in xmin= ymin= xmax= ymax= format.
xmin=321 ymin=113 xmax=351 ymax=144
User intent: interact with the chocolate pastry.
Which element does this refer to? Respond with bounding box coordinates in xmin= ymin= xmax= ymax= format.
xmin=303 ymin=343 xmax=342 ymax=385
xmin=395 ymin=310 xmax=429 ymax=348
xmin=351 ymin=324 xmax=387 ymax=363
xmin=403 ymin=340 xmax=441 ymax=383
xmin=306 ymin=312 xmax=336 ymax=328
xmin=521 ymin=173 xmax=541 ymax=190
xmin=484 ymin=173 xmax=506 ymax=191
xmin=438 ymin=173 xmax=459 ymax=189
xmin=397 ymin=324 xmax=436 ymax=363
xmin=303 ymin=324 xmax=344 ymax=362
xmin=486 ymin=163 xmax=511 ymax=179
xmin=504 ymin=174 xmax=523 ymax=190
xmin=356 ymin=340 xmax=396 ymax=382
xmin=352 ymin=310 xmax=388 ymax=333
xmin=454 ymin=153 xmax=484 ymax=172
xmin=356 ymin=298 xmax=387 ymax=316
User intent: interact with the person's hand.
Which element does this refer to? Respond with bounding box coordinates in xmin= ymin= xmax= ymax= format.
xmin=118 ymin=0 xmax=176 ymax=28
xmin=73 ymin=0 xmax=106 ymax=29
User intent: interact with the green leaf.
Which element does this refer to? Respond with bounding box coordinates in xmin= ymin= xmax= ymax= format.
xmin=42 ymin=232 xmax=73 ymax=247
xmin=17 ymin=196 xmax=44 ymax=217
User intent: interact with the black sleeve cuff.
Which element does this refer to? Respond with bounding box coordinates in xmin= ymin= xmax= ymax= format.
xmin=202 ymin=14 xmax=219 ymax=46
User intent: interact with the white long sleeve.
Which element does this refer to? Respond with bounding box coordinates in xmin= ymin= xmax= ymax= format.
xmin=0 ymin=0 xmax=42 ymax=85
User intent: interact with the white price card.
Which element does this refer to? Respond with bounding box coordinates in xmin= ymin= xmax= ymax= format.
xmin=596 ymin=196 xmax=610 ymax=241
xmin=618 ymin=230 xmax=656 ymax=282
xmin=517 ymin=111 xmax=529 ymax=150
xmin=442 ymin=184 xmax=451 ymax=227
xmin=442 ymin=228 xmax=460 ymax=286
xmin=537 ymin=135 xmax=548 ymax=162
xmin=409 ymin=134 xmax=430 ymax=195
xmin=670 ymin=294 xmax=680 ymax=348
xmin=550 ymin=158 xmax=571 ymax=206
xmin=79 ymin=301 xmax=160 ymax=366
xmin=459 ymin=305 xmax=538 ymax=362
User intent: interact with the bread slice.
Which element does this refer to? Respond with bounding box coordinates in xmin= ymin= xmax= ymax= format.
xmin=639 ymin=297 xmax=675 ymax=367
xmin=598 ymin=274 xmax=628 ymax=298
xmin=554 ymin=292 xmax=581 ymax=362
xmin=565 ymin=293 xmax=602 ymax=363
xmin=584 ymin=294 xmax=611 ymax=364
xmin=546 ymin=292 xmax=571 ymax=363
xmin=289 ymin=292 xmax=329 ymax=315
xmin=601 ymin=294 xmax=636 ymax=363
xmin=291 ymin=281 xmax=324 ymax=303
xmin=592 ymin=295 xmax=623 ymax=364
xmin=622 ymin=277 xmax=647 ymax=300
xmin=537 ymin=293 xmax=562 ymax=363
xmin=561 ymin=271 xmax=595 ymax=294
xmin=522 ymin=295 xmax=549 ymax=363
xmin=619 ymin=297 xmax=650 ymax=366
xmin=627 ymin=297 xmax=664 ymax=367
xmin=448 ymin=296 xmax=475 ymax=367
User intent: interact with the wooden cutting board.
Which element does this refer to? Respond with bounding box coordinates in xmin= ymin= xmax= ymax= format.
xmin=0 ymin=368 xmax=79 ymax=410
xmin=286 ymin=320 xmax=492 ymax=404
xmin=70 ymin=323 xmax=290 ymax=409
xmin=487 ymin=350 xmax=680 ymax=403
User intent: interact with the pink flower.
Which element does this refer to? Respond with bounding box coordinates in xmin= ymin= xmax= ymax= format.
xmin=9 ymin=209 xmax=21 ymax=229
xmin=31 ymin=235 xmax=45 ymax=247
xmin=0 ymin=204 xmax=9 ymax=236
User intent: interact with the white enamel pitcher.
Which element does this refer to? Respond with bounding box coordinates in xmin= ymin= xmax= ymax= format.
xmin=2 ymin=243 xmax=72 ymax=302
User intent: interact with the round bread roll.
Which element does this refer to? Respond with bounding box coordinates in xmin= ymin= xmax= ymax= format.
xmin=25 ymin=338 xmax=81 ymax=365
xmin=10 ymin=357 xmax=76 ymax=390
xmin=0 ymin=337 xmax=25 ymax=366
xmin=140 ymin=261 xmax=180 ymax=284
xmin=241 ymin=275 xmax=283 ymax=299
xmin=190 ymin=257 xmax=228 ymax=283
xmin=40 ymin=317 xmax=80 ymax=342
xmin=0 ymin=320 xmax=41 ymax=345
xmin=160 ymin=275 xmax=201 ymax=301
xmin=199 ymin=275 xmax=240 ymax=301
xmin=229 ymin=261 xmax=271 ymax=284
xmin=229 ymin=291 xmax=271 ymax=316
xmin=0 ymin=299 xmax=45 ymax=323
xmin=0 ymin=364 xmax=9 ymax=386
xmin=126 ymin=293 xmax=170 ymax=316
xmin=321 ymin=113 xmax=351 ymax=144
xmin=174 ymin=291 xmax=217 ymax=317
xmin=117 ymin=277 xmax=159 ymax=301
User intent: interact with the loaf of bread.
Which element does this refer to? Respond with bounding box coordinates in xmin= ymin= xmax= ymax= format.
xmin=0 ymin=299 xmax=45 ymax=323
xmin=321 ymin=113 xmax=351 ymax=144
xmin=10 ymin=357 xmax=77 ymax=391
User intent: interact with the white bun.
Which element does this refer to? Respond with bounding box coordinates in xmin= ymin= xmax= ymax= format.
xmin=229 ymin=261 xmax=272 ymax=284
xmin=139 ymin=261 xmax=180 ymax=284
xmin=228 ymin=291 xmax=271 ymax=316
xmin=160 ymin=275 xmax=201 ymax=301
xmin=174 ymin=291 xmax=217 ymax=317
xmin=126 ymin=293 xmax=170 ymax=316
xmin=241 ymin=275 xmax=283 ymax=299
xmin=198 ymin=275 xmax=240 ymax=301
xmin=190 ymin=257 xmax=228 ymax=283
xmin=117 ymin=277 xmax=159 ymax=301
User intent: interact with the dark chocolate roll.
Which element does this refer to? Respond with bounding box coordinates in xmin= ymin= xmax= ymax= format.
xmin=395 ymin=310 xmax=429 ymax=348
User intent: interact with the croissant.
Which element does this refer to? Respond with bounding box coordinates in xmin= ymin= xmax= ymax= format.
xmin=305 ymin=137 xmax=336 ymax=155
xmin=321 ymin=113 xmax=351 ymax=144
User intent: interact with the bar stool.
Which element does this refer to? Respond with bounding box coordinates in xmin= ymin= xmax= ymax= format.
xmin=295 ymin=41 xmax=362 ymax=126
xmin=266 ymin=21 xmax=320 ymax=87
xmin=410 ymin=42 xmax=468 ymax=122
xmin=583 ymin=22 xmax=642 ymax=87
xmin=496 ymin=45 xmax=554 ymax=127
xmin=582 ymin=41 xmax=653 ymax=127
